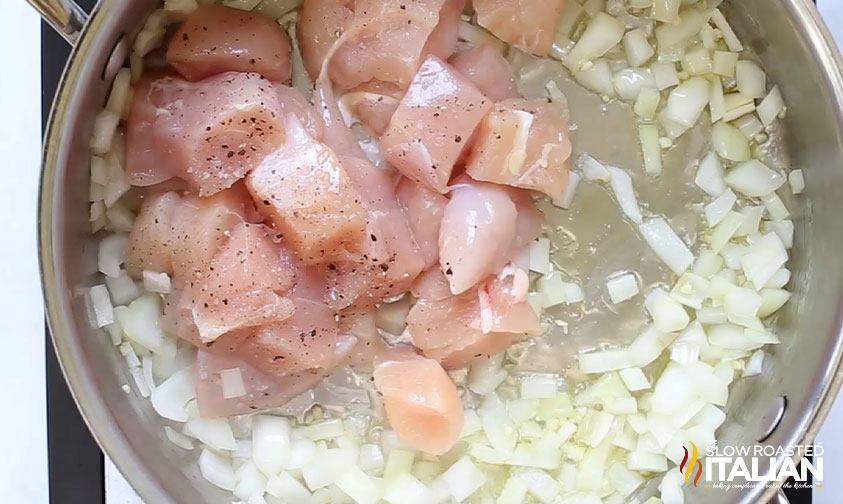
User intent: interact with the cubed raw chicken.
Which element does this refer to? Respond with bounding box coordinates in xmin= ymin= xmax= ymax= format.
xmin=439 ymin=177 xmax=517 ymax=294
xmin=510 ymin=188 xmax=545 ymax=253
xmin=125 ymin=72 xmax=285 ymax=196
xmin=325 ymin=0 xmax=464 ymax=90
xmin=274 ymin=84 xmax=324 ymax=140
xmin=298 ymin=0 xmax=356 ymax=80
xmin=246 ymin=115 xmax=370 ymax=265
xmin=340 ymin=90 xmax=401 ymax=136
xmin=409 ymin=267 xmax=453 ymax=302
xmin=373 ymin=349 xmax=464 ymax=455
xmin=127 ymin=191 xmax=181 ymax=276
xmin=169 ymin=184 xmax=262 ymax=282
xmin=196 ymin=334 xmax=357 ymax=417
xmin=185 ymin=222 xmax=296 ymax=343
xmin=381 ymin=56 xmax=492 ymax=193
xmin=407 ymin=268 xmax=540 ymax=368
xmin=448 ymin=45 xmax=518 ymax=101
xmin=338 ymin=307 xmax=387 ymax=370
xmin=236 ymin=298 xmax=340 ymax=376
xmin=396 ymin=177 xmax=449 ymax=270
xmin=466 ymin=98 xmax=572 ymax=198
xmin=167 ymin=4 xmax=292 ymax=82
xmin=473 ymin=0 xmax=568 ymax=56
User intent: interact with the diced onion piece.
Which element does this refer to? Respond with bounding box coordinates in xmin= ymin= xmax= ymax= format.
xmin=722 ymin=92 xmax=756 ymax=122
xmin=607 ymin=462 xmax=645 ymax=496
xmin=285 ymin=438 xmax=316 ymax=470
xmin=709 ymin=75 xmax=726 ymax=123
xmin=742 ymin=350 xmax=766 ymax=377
xmin=607 ymin=166 xmax=643 ymax=223
xmin=130 ymin=368 xmax=151 ymax=398
xmin=736 ymin=206 xmax=765 ymax=236
xmin=529 ymin=237 xmax=551 ymax=275
xmin=266 ymin=472 xmax=311 ymax=502
xmin=579 ymin=153 xmax=611 ymax=182
xmin=335 ymin=467 xmax=380 ymax=504
xmin=683 ymin=47 xmax=712 ymax=76
xmin=629 ymin=326 xmax=675 ymax=369
xmin=119 ymin=341 xmax=141 ymax=368
xmin=724 ymin=286 xmax=763 ymax=321
xmin=658 ymin=110 xmax=690 ymax=140
xmin=639 ymin=217 xmax=694 ymax=274
xmin=735 ymin=60 xmax=767 ymax=99
xmin=143 ymin=270 xmax=172 ymax=294
xmin=713 ymin=50 xmax=739 ymax=77
xmin=106 ymin=69 xmax=132 ymax=118
xmin=651 ymin=61 xmax=680 ymax=91
xmin=613 ymin=68 xmax=656 ymax=102
xmin=761 ymin=192 xmax=790 ymax=221
xmin=725 ymin=160 xmax=785 ymax=197
xmin=579 ymin=349 xmax=632 ymax=374
xmin=133 ymin=28 xmax=166 ymax=57
xmin=164 ymin=425 xmax=194 ymax=450
xmin=623 ymin=28 xmax=655 ymax=67
xmin=563 ymin=13 xmax=625 ymax=73
xmin=90 ymin=110 xmax=120 ymax=155
xmin=186 ymin=416 xmax=237 ymax=452
xmin=659 ymin=468 xmax=685 ymax=504
xmin=634 ymin=87 xmax=661 ymax=120
xmin=639 ymin=125 xmax=663 ymax=176
xmin=742 ymin=233 xmax=789 ymax=289
xmin=556 ymin=1 xmax=585 ymax=39
xmin=302 ymin=448 xmax=356 ymax=490
xmin=442 ymin=457 xmax=486 ymax=502
xmin=574 ymin=59 xmax=616 ymax=97
xmin=199 ymin=448 xmax=236 ymax=491
xmin=627 ymin=451 xmax=667 ymax=472
xmin=663 ymin=77 xmax=711 ymax=128
xmin=711 ymin=8 xmax=743 ymax=52
xmin=653 ymin=0 xmax=680 ymax=23
xmin=519 ymin=469 xmax=561 ymax=503
xmin=654 ymin=8 xmax=710 ymax=54
xmin=757 ymin=288 xmax=791 ymax=318
xmin=707 ymin=211 xmax=745 ymax=253
xmin=711 ymin=121 xmax=750 ymax=162
xmin=788 ymin=169 xmax=805 ymax=195
xmin=756 ymin=85 xmax=786 ymax=127
xmin=520 ymin=375 xmax=558 ymax=399
xmin=606 ymin=273 xmax=639 ymax=304
xmin=305 ymin=419 xmax=345 ymax=441
xmin=692 ymin=249 xmax=724 ymax=278
xmin=106 ymin=204 xmax=134 ymax=232
xmin=105 ymin=270 xmax=140 ymax=306
xmin=114 ymin=294 xmax=166 ymax=352
xmin=150 ymin=367 xmax=196 ymax=422
xmin=357 ymin=443 xmax=384 ymax=472
xmin=704 ymin=188 xmax=736 ymax=227
xmin=479 ymin=393 xmax=517 ymax=457
xmin=383 ymin=473 xmax=427 ymax=504
xmin=563 ymin=282 xmax=586 ymax=304
xmin=383 ymin=448 xmax=414 ymax=481
xmin=98 ymin=233 xmax=128 ymax=279
xmin=763 ymin=220 xmax=794 ymax=249
xmin=89 ymin=285 xmax=115 ymax=328
xmin=619 ymin=367 xmax=651 ymax=392
xmin=733 ymin=113 xmax=764 ymax=140
xmin=251 ymin=415 xmax=291 ymax=477
xmin=498 ymin=476 xmax=529 ymax=504
xmin=695 ymin=151 xmax=726 ymax=197
xmin=233 ymin=460 xmax=268 ymax=501
xmin=553 ymin=171 xmax=581 ymax=209
xmin=669 ymin=272 xmax=709 ymax=309
xmin=645 ymin=289 xmax=690 ymax=332
xmin=468 ymin=353 xmax=508 ymax=395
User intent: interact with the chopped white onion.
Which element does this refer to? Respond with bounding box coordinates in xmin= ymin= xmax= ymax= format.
xmin=479 ymin=393 xmax=517 ymax=457
xmin=639 ymin=217 xmax=694 ymax=274
xmin=623 ymin=28 xmax=655 ymax=67
xmin=735 ymin=60 xmax=767 ymax=99
xmin=634 ymin=87 xmax=661 ymax=120
xmin=90 ymin=111 xmax=120 ymax=155
xmin=199 ymin=448 xmax=236 ymax=491
xmin=498 ymin=476 xmax=529 ymax=504
xmin=150 ymin=366 xmax=195 ymax=422
xmin=529 ymin=237 xmax=551 ymax=275
xmin=98 ymin=233 xmax=128 ymax=278
xmin=164 ymin=425 xmax=194 ymax=450
xmin=645 ymin=289 xmax=690 ymax=332
xmin=186 ymin=417 xmax=237 ymax=452
xmin=105 ymin=270 xmax=140 ymax=306
xmin=638 ymin=125 xmax=663 ymax=176
xmin=302 ymin=448 xmax=356 ymax=490
xmin=89 ymin=285 xmax=115 ymax=328
xmin=733 ymin=113 xmax=764 ymax=140
xmin=383 ymin=473 xmax=427 ymax=504
xmin=468 ymin=353 xmax=507 ymax=395
xmin=736 ymin=205 xmax=765 ymax=236
xmin=519 ymin=469 xmax=561 ymax=503
xmin=788 ymin=169 xmax=805 ymax=195
xmin=663 ymin=77 xmax=711 ymax=128
xmin=554 ymin=170 xmax=581 ymax=209
xmin=628 ymin=326 xmax=675 ymax=367
xmin=305 ymin=419 xmax=345 ymax=441
xmin=653 ymin=0 xmax=680 ymax=23
xmin=711 ymin=121 xmax=750 ymax=162
xmin=607 ymin=166 xmax=643 ymax=223
xmin=758 ymin=289 xmax=791 ymax=318
xmin=725 ymin=160 xmax=785 ymax=197
xmin=707 ymin=211 xmax=745 ymax=253
xmin=683 ymin=47 xmax=712 ymax=76
xmin=669 ymin=272 xmax=709 ymax=309
xmin=266 ymin=472 xmax=312 ymax=502
xmin=627 ymin=451 xmax=667 ymax=472
xmin=142 ymin=270 xmax=172 ymax=294
xmin=563 ymin=13 xmax=626 ymax=72
xmin=606 ymin=273 xmax=639 ymax=304
xmin=442 ymin=457 xmax=486 ymax=502
xmin=619 ymin=367 xmax=651 ymax=392
xmin=742 ymin=233 xmax=789 ymax=289
xmin=763 ymin=220 xmax=794 ymax=249
xmin=613 ymin=68 xmax=657 ymax=102
xmin=520 ymin=375 xmax=559 ymax=399
xmin=695 ymin=151 xmax=726 ymax=197
xmin=574 ymin=59 xmax=616 ymax=97
xmin=761 ymin=192 xmax=790 ymax=221
xmin=114 ymin=294 xmax=166 ymax=353
xmin=335 ymin=466 xmax=381 ymax=504
xmin=579 ymin=349 xmax=632 ymax=374
xmin=578 ymin=153 xmax=612 ymax=182
xmin=711 ymin=8 xmax=743 ymax=52
xmin=233 ymin=460 xmax=268 ymax=501
xmin=651 ymin=61 xmax=680 ymax=91
xmin=704 ymin=188 xmax=736 ymax=227
xmin=712 ymin=50 xmax=739 ymax=78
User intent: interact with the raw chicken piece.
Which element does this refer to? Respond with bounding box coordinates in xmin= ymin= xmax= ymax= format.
xmin=409 ymin=267 xmax=452 ymax=301
xmin=125 ymin=72 xmax=285 ymax=196
xmin=439 ymin=177 xmax=517 ymax=294
xmin=511 ymin=189 xmax=544 ymax=253
xmin=196 ymin=334 xmax=357 ymax=417
xmin=126 ymin=191 xmax=181 ymax=276
xmin=396 ymin=177 xmax=449 ymax=270
xmin=186 ymin=222 xmax=296 ymax=343
xmin=466 ymin=98 xmax=572 ymax=198
xmin=373 ymin=350 xmax=463 ymax=455
xmin=327 ymin=0 xmax=464 ymax=90
xmin=298 ymin=0 xmax=355 ymax=81
xmin=338 ymin=307 xmax=387 ymax=370
xmin=406 ymin=269 xmax=540 ymax=368
xmin=381 ymin=56 xmax=492 ymax=193
xmin=473 ymin=0 xmax=568 ymax=56
xmin=246 ymin=115 xmax=370 ymax=265
xmin=167 ymin=4 xmax=292 ymax=82
xmin=169 ymin=184 xmax=262 ymax=282
xmin=236 ymin=298 xmax=340 ymax=377
xmin=339 ymin=91 xmax=401 ymax=136
xmin=448 ymin=45 xmax=518 ymax=101
xmin=274 ymin=84 xmax=324 ymax=140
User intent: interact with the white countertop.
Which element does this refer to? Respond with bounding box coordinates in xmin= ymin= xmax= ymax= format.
xmin=0 ymin=2 xmax=841 ymax=503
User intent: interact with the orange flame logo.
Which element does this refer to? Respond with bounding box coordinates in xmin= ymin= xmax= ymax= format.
xmin=679 ymin=441 xmax=703 ymax=486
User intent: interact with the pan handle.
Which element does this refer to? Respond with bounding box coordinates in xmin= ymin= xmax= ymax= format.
xmin=25 ymin=0 xmax=88 ymax=46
